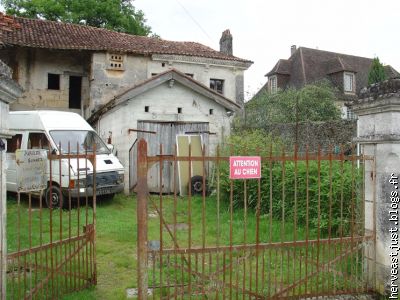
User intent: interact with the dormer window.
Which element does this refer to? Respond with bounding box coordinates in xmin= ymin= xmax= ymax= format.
xmin=269 ymin=75 xmax=277 ymax=93
xmin=344 ymin=72 xmax=355 ymax=93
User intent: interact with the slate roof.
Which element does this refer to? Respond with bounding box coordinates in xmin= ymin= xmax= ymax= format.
xmin=0 ymin=13 xmax=251 ymax=64
xmin=266 ymin=47 xmax=399 ymax=93
xmin=267 ymin=59 xmax=290 ymax=75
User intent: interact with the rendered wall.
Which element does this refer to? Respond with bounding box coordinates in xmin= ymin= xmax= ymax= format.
xmin=95 ymin=80 xmax=231 ymax=194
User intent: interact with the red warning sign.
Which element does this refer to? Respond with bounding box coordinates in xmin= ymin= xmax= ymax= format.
xmin=229 ymin=156 xmax=261 ymax=179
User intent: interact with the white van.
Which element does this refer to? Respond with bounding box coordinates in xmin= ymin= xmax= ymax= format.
xmin=6 ymin=110 xmax=124 ymax=207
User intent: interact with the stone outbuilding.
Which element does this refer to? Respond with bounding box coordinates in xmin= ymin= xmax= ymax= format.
xmin=88 ymin=68 xmax=240 ymax=193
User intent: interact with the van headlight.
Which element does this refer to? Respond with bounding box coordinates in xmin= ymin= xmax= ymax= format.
xmin=69 ymin=178 xmax=87 ymax=189
xmin=117 ymin=174 xmax=124 ymax=184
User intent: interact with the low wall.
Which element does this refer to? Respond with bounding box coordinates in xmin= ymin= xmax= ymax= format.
xmin=253 ymin=120 xmax=357 ymax=152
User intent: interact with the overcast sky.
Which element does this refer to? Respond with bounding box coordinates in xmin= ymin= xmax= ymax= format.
xmin=134 ymin=0 xmax=400 ymax=99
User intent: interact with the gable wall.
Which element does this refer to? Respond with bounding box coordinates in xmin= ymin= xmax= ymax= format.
xmin=89 ymin=52 xmax=244 ymax=116
xmin=148 ymin=59 xmax=241 ymax=103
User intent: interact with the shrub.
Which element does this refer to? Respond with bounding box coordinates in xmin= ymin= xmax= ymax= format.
xmin=217 ymin=131 xmax=362 ymax=236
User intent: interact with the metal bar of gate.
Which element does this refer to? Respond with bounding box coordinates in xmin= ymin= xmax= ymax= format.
xmin=140 ymin=140 xmax=374 ymax=299
xmin=137 ymin=139 xmax=148 ymax=299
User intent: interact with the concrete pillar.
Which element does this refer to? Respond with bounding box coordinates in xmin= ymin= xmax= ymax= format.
xmin=353 ymin=79 xmax=400 ymax=297
xmin=0 ymin=60 xmax=22 ymax=300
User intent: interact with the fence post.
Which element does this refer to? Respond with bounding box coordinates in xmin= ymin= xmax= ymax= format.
xmin=353 ymin=79 xmax=400 ymax=297
xmin=137 ymin=139 xmax=148 ymax=299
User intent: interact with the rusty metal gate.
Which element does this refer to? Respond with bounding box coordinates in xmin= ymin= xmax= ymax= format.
xmin=6 ymin=148 xmax=97 ymax=299
xmin=136 ymin=139 xmax=375 ymax=299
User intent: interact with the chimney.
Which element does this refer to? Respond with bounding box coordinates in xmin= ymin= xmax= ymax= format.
xmin=220 ymin=29 xmax=233 ymax=56
xmin=291 ymin=45 xmax=297 ymax=56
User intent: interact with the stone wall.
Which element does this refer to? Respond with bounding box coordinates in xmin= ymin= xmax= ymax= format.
xmin=261 ymin=120 xmax=357 ymax=152
xmin=353 ymin=78 xmax=400 ymax=297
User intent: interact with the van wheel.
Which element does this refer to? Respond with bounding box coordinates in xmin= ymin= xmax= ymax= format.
xmin=190 ymin=176 xmax=207 ymax=195
xmin=45 ymin=185 xmax=63 ymax=209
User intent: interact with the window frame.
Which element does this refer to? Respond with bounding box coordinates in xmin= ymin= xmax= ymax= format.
xmin=343 ymin=72 xmax=355 ymax=93
xmin=209 ymin=78 xmax=224 ymax=94
xmin=269 ymin=75 xmax=277 ymax=93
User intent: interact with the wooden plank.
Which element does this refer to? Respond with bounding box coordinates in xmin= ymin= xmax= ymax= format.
xmin=177 ymin=135 xmax=190 ymax=196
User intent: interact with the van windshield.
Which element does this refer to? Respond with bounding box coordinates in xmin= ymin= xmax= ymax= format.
xmin=49 ymin=130 xmax=110 ymax=155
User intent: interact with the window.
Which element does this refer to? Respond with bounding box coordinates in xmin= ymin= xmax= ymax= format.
xmin=209 ymin=109 xmax=214 ymax=115
xmin=6 ymin=134 xmax=22 ymax=153
xmin=344 ymin=72 xmax=355 ymax=93
xmin=48 ymin=73 xmax=60 ymax=90
xmin=145 ymin=106 xmax=149 ymax=112
xmin=50 ymin=130 xmax=110 ymax=154
xmin=346 ymin=108 xmax=357 ymax=120
xmin=269 ymin=76 xmax=277 ymax=93
xmin=107 ymin=53 xmax=125 ymax=70
xmin=341 ymin=106 xmax=357 ymax=120
xmin=151 ymin=73 xmax=158 ymax=77
xmin=177 ymin=107 xmax=182 ymax=114
xmin=210 ymin=79 xmax=224 ymax=94
xmin=28 ymin=133 xmax=50 ymax=149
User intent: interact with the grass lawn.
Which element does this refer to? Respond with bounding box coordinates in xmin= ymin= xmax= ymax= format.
xmin=6 ymin=192 xmax=365 ymax=299
xmin=7 ymin=193 xmax=137 ymax=300
xmin=62 ymin=193 xmax=138 ymax=300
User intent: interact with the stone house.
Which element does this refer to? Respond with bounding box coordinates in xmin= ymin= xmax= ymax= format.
xmin=259 ymin=46 xmax=400 ymax=119
xmin=0 ymin=14 xmax=252 ymax=193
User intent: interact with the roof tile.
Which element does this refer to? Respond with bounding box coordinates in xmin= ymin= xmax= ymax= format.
xmin=0 ymin=14 xmax=251 ymax=63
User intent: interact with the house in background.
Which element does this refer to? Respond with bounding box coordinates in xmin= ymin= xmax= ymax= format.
xmin=0 ymin=14 xmax=252 ymax=193
xmin=260 ymin=46 xmax=400 ymax=119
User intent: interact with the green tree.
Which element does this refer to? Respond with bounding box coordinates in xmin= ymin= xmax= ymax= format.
xmin=2 ymin=0 xmax=153 ymax=36
xmin=243 ymin=81 xmax=341 ymax=128
xmin=368 ymin=57 xmax=387 ymax=85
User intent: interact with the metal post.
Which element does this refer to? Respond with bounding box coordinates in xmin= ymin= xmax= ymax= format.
xmin=137 ymin=139 xmax=148 ymax=299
